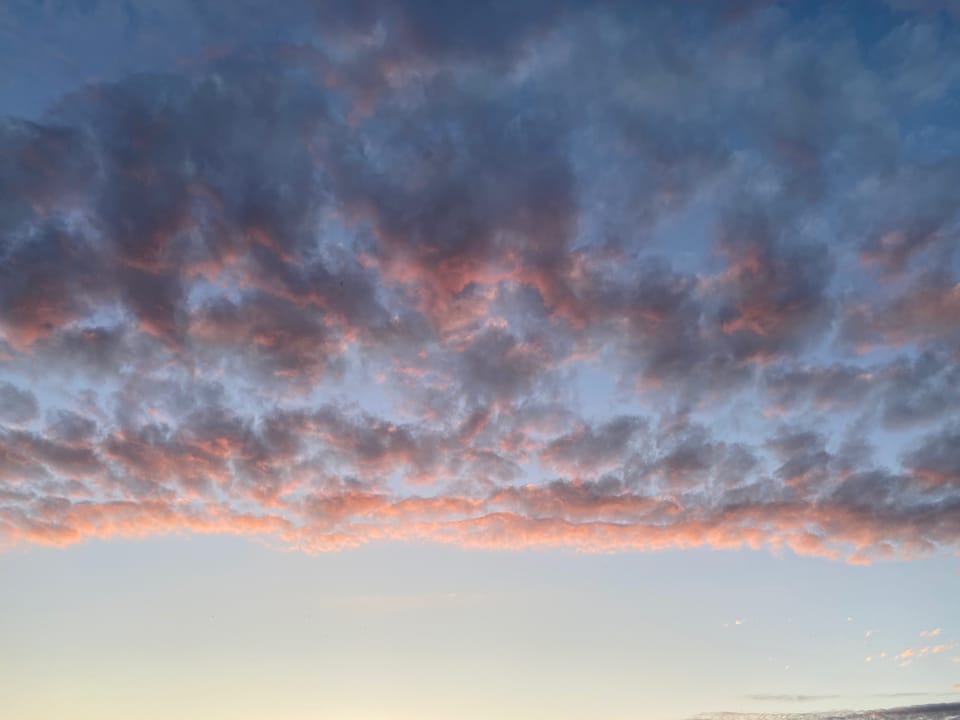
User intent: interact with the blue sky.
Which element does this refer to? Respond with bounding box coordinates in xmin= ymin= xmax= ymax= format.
xmin=1 ymin=1 xmax=959 ymax=718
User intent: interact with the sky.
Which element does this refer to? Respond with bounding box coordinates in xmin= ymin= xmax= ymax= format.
xmin=1 ymin=1 xmax=959 ymax=719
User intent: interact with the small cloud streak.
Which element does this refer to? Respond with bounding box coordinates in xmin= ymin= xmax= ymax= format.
xmin=694 ymin=702 xmax=960 ymax=720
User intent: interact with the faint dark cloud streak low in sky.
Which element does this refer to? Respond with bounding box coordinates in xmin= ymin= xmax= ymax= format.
xmin=695 ymin=701 xmax=960 ymax=720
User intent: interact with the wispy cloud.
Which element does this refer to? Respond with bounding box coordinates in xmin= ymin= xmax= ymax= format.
xmin=695 ymin=701 xmax=960 ymax=720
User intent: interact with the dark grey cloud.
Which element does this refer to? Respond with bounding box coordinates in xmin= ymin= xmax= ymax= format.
xmin=903 ymin=423 xmax=960 ymax=486
xmin=881 ymin=352 xmax=960 ymax=427
xmin=840 ymin=271 xmax=960 ymax=351
xmin=767 ymin=427 xmax=832 ymax=491
xmin=313 ymin=0 xmax=573 ymax=65
xmin=764 ymin=364 xmax=875 ymax=412
xmin=0 ymin=381 xmax=38 ymax=425
xmin=847 ymin=160 xmax=960 ymax=280
xmin=714 ymin=212 xmax=834 ymax=364
xmin=540 ymin=415 xmax=647 ymax=476
xmin=694 ymin=701 xmax=960 ymax=720
xmin=45 ymin=409 xmax=98 ymax=444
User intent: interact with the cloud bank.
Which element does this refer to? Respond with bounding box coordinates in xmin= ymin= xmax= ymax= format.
xmin=1 ymin=0 xmax=959 ymax=561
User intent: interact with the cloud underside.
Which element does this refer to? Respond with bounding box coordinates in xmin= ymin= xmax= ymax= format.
xmin=1 ymin=0 xmax=960 ymax=560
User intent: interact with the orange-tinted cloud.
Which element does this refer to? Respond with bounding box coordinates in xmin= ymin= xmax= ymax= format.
xmin=1 ymin=0 xmax=960 ymax=566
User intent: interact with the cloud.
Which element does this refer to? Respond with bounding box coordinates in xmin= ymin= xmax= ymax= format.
xmin=904 ymin=427 xmax=960 ymax=486
xmin=764 ymin=364 xmax=875 ymax=413
xmin=714 ymin=213 xmax=834 ymax=363
xmin=694 ymin=701 xmax=960 ymax=720
xmin=885 ymin=0 xmax=960 ymax=22
xmin=746 ymin=696 xmax=841 ymax=703
xmin=841 ymin=272 xmax=960 ymax=352
xmin=881 ymin=353 xmax=960 ymax=428
xmin=0 ymin=382 xmax=38 ymax=425
xmin=0 ymin=1 xmax=959 ymax=561
xmin=539 ymin=416 xmax=647 ymax=476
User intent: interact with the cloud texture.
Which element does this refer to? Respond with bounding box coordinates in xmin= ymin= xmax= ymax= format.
xmin=1 ymin=0 xmax=959 ymax=562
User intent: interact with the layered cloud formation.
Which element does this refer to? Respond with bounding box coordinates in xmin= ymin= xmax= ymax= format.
xmin=1 ymin=0 xmax=959 ymax=562
xmin=695 ymin=702 xmax=960 ymax=720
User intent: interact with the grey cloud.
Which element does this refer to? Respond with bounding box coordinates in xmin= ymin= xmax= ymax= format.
xmin=766 ymin=428 xmax=831 ymax=490
xmin=764 ymin=364 xmax=875 ymax=412
xmin=694 ymin=701 xmax=960 ymax=720
xmin=45 ymin=409 xmax=98 ymax=444
xmin=881 ymin=352 xmax=960 ymax=428
xmin=853 ymin=162 xmax=960 ymax=278
xmin=540 ymin=415 xmax=648 ymax=475
xmin=714 ymin=213 xmax=834 ymax=363
xmin=314 ymin=0 xmax=572 ymax=65
xmin=0 ymin=381 xmax=38 ymax=425
xmin=840 ymin=271 xmax=960 ymax=351
xmin=903 ymin=423 xmax=960 ymax=486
